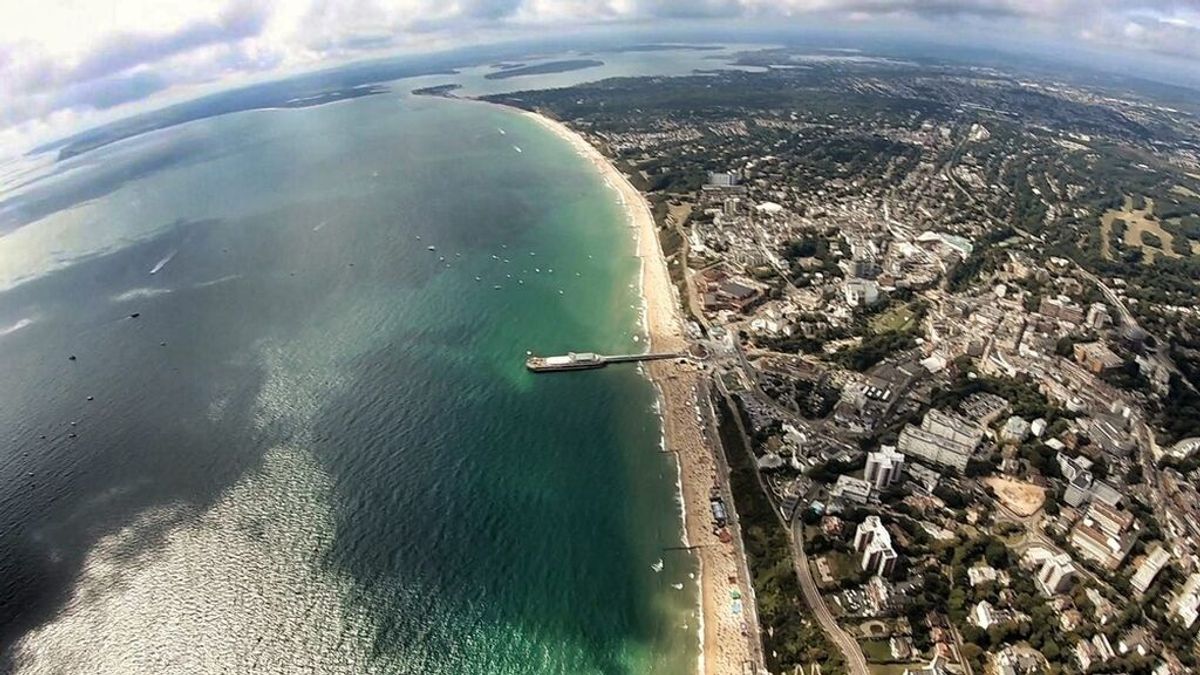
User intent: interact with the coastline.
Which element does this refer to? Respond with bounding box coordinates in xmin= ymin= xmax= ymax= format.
xmin=520 ymin=109 xmax=758 ymax=675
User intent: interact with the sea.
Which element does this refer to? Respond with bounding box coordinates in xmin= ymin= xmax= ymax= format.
xmin=0 ymin=84 xmax=707 ymax=671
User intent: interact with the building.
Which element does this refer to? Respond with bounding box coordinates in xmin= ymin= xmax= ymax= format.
xmin=1086 ymin=588 xmax=1117 ymax=625
xmin=1088 ymin=416 xmax=1136 ymax=456
xmin=1076 ymin=634 xmax=1116 ymax=671
xmin=1086 ymin=303 xmax=1112 ymax=329
xmin=865 ymin=446 xmax=905 ymax=489
xmin=971 ymin=600 xmax=1016 ymax=629
xmin=1040 ymin=295 xmax=1085 ymax=324
xmin=844 ymin=277 xmax=881 ymax=307
xmin=1000 ymin=416 xmax=1032 ymax=444
xmin=968 ymin=564 xmax=1005 ymax=587
xmin=1070 ymin=501 xmax=1136 ymax=570
xmin=714 ymin=279 xmax=762 ymax=312
xmin=1037 ymin=552 xmax=1078 ymax=596
xmin=1089 ymin=500 xmax=1135 ymax=538
xmin=1030 ymin=418 xmax=1047 ymax=437
xmin=866 ymin=574 xmax=892 ymax=614
xmin=960 ymin=392 xmax=1010 ymax=426
xmin=898 ymin=408 xmax=983 ymax=472
xmin=1131 ymin=545 xmax=1172 ymax=595
xmin=1074 ymin=341 xmax=1123 ymax=374
xmin=855 ymin=516 xmax=899 ymax=577
xmin=1059 ymin=453 xmax=1095 ymax=507
xmin=1058 ymin=453 xmax=1125 ymax=508
xmin=707 ymin=171 xmax=738 ymax=188
xmin=1075 ymin=640 xmax=1098 ymax=672
xmin=1170 ymin=573 xmax=1200 ymax=629
xmin=904 ymin=654 xmax=949 ymax=675
xmin=831 ymin=475 xmax=873 ymax=504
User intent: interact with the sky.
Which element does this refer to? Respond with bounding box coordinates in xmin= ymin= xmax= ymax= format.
xmin=2 ymin=0 xmax=1199 ymax=155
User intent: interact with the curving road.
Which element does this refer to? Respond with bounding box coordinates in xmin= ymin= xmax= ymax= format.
xmin=789 ymin=517 xmax=870 ymax=675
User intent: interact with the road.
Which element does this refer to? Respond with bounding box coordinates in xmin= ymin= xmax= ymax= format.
xmin=789 ymin=517 xmax=871 ymax=675
xmin=715 ymin=375 xmax=869 ymax=675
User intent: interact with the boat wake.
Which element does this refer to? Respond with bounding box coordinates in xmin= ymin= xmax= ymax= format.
xmin=149 ymin=250 xmax=177 ymax=275
xmin=112 ymin=287 xmax=171 ymax=303
xmin=0 ymin=317 xmax=35 ymax=337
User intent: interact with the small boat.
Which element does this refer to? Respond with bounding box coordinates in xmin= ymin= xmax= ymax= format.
xmin=493 ymin=285 xmax=501 ymax=290
xmin=427 ymin=245 xmax=436 ymax=251
xmin=475 ymin=277 xmax=481 ymax=282
xmin=671 ymin=583 xmax=684 ymax=590
xmin=651 ymin=559 xmax=664 ymax=573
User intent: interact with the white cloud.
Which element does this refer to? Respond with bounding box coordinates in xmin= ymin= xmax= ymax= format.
xmin=0 ymin=0 xmax=1197 ymax=155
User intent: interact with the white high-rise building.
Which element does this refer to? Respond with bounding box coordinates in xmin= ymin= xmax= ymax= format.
xmin=865 ymin=446 xmax=905 ymax=489
xmin=854 ymin=516 xmax=898 ymax=577
xmin=1037 ymin=552 xmax=1077 ymax=596
xmin=897 ymin=408 xmax=982 ymax=473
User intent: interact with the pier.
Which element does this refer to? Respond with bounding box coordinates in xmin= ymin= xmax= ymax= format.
xmin=525 ymin=351 xmax=683 ymax=372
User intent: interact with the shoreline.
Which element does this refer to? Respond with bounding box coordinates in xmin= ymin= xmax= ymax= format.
xmin=520 ymin=109 xmax=758 ymax=675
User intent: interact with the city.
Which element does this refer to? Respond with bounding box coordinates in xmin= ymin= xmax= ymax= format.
xmin=486 ymin=48 xmax=1200 ymax=675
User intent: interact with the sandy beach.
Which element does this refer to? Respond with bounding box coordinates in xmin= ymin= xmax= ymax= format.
xmin=523 ymin=110 xmax=758 ymax=675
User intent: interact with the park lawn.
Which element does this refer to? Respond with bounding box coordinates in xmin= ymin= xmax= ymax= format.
xmin=860 ymin=638 xmax=895 ymax=663
xmin=870 ymin=303 xmax=917 ymax=333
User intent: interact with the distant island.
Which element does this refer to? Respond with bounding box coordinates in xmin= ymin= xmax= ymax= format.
xmin=483 ymin=60 xmax=604 ymax=80
xmin=602 ymin=44 xmax=724 ymax=53
xmin=411 ymin=83 xmax=462 ymax=97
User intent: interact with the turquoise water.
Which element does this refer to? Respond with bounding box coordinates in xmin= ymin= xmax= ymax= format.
xmin=0 ymin=95 xmax=698 ymax=673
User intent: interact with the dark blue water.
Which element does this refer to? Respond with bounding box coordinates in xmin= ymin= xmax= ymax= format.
xmin=0 ymin=95 xmax=697 ymax=673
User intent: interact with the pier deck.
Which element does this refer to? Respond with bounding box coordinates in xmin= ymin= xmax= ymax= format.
xmin=525 ymin=351 xmax=683 ymax=372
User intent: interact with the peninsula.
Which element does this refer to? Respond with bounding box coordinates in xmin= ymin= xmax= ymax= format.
xmin=483 ymin=59 xmax=604 ymax=80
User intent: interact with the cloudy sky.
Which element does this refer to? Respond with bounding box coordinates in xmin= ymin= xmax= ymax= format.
xmin=2 ymin=0 xmax=1199 ymax=155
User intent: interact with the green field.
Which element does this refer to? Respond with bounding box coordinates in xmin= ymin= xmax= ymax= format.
xmin=860 ymin=638 xmax=895 ymax=663
xmin=870 ymin=303 xmax=919 ymax=333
